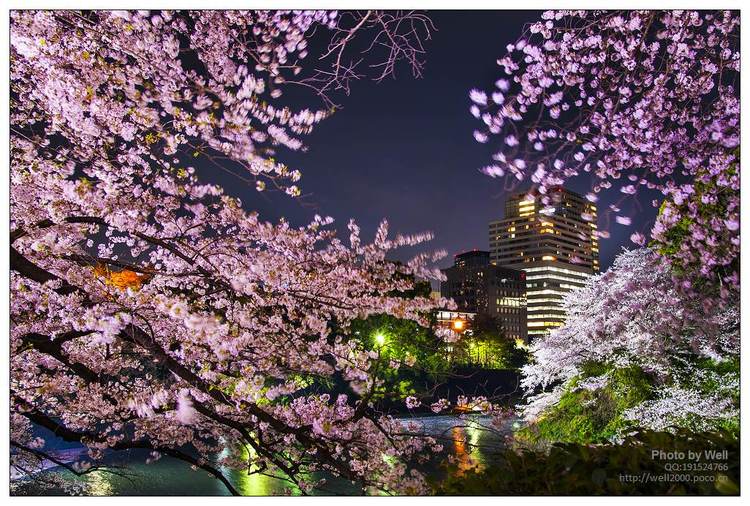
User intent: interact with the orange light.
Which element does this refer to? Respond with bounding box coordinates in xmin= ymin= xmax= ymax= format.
xmin=452 ymin=319 xmax=465 ymax=331
xmin=94 ymin=264 xmax=146 ymax=291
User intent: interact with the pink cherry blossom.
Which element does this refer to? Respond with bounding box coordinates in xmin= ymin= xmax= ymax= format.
xmin=470 ymin=10 xmax=739 ymax=300
xmin=10 ymin=10 xmax=446 ymax=496
xmin=521 ymin=248 xmax=738 ymax=433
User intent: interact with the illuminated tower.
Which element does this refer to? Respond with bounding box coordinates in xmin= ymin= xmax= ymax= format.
xmin=488 ymin=187 xmax=599 ymax=338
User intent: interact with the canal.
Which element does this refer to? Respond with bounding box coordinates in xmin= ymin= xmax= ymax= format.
xmin=18 ymin=414 xmax=516 ymax=496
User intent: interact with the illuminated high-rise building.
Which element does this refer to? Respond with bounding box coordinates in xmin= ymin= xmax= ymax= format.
xmin=488 ymin=187 xmax=599 ymax=338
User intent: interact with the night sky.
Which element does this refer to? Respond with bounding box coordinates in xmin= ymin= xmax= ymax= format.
xmin=206 ymin=11 xmax=659 ymax=273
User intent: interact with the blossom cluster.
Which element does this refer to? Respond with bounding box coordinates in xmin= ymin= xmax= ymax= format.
xmin=10 ymin=10 xmax=446 ymax=495
xmin=471 ymin=10 xmax=739 ymax=297
xmin=520 ymin=248 xmax=739 ymax=433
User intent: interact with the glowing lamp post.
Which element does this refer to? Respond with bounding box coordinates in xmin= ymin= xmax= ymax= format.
xmin=374 ymin=332 xmax=386 ymax=347
xmin=451 ymin=318 xmax=467 ymax=345
xmin=449 ymin=318 xmax=469 ymax=363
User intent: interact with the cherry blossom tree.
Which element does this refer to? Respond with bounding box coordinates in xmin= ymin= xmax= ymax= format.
xmin=10 ymin=10 xmax=453 ymax=495
xmin=470 ymin=10 xmax=740 ymax=300
xmin=521 ymin=248 xmax=739 ymax=436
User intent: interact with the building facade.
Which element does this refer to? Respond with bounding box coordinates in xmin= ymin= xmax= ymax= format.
xmin=440 ymin=250 xmax=527 ymax=341
xmin=488 ymin=187 xmax=599 ymax=338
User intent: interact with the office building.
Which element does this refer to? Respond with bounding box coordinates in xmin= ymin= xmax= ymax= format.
xmin=489 ymin=187 xmax=599 ymax=338
xmin=440 ymin=250 xmax=527 ymax=341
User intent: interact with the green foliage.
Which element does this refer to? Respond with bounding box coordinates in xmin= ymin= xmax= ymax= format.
xmin=350 ymin=314 xmax=446 ymax=370
xmin=437 ymin=428 xmax=740 ymax=495
xmin=453 ymin=335 xmax=528 ymax=370
xmin=518 ymin=365 xmax=654 ymax=445
xmin=347 ymin=313 xmax=450 ymax=400
xmin=518 ymin=354 xmax=739 ymax=446
xmin=452 ymin=314 xmax=529 ymax=370
xmin=673 ymin=355 xmax=740 ymax=434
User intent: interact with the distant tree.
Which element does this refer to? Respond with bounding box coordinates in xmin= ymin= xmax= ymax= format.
xmin=347 ymin=313 xmax=450 ymax=397
xmin=453 ymin=314 xmax=528 ymax=370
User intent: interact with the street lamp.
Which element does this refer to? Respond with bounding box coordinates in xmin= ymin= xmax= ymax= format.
xmin=452 ymin=319 xmax=464 ymax=331
xmin=374 ymin=333 xmax=386 ymax=346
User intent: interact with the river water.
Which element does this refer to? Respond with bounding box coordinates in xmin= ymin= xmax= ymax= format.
xmin=19 ymin=414 xmax=516 ymax=496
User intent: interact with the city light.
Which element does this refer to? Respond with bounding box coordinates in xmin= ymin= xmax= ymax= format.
xmin=452 ymin=319 xmax=465 ymax=331
xmin=374 ymin=333 xmax=386 ymax=346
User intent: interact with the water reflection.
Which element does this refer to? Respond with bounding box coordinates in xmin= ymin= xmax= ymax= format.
xmin=219 ymin=443 xmax=299 ymax=496
xmin=229 ymin=467 xmax=291 ymax=496
xmin=28 ymin=415 xmax=513 ymax=496
xmin=451 ymin=426 xmax=471 ymax=472
xmin=450 ymin=423 xmax=486 ymax=475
